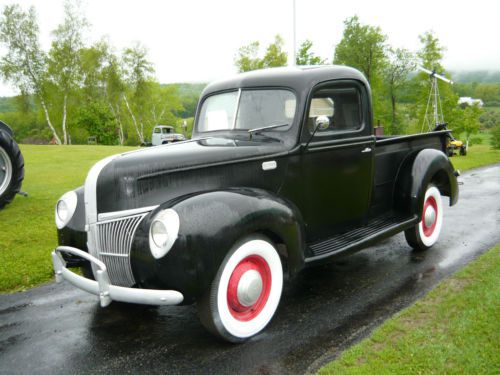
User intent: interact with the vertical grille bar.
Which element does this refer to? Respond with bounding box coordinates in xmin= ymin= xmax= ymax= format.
xmin=92 ymin=213 xmax=147 ymax=287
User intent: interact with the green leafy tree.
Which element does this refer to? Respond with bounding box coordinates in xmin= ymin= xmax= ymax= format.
xmin=235 ymin=41 xmax=263 ymax=72
xmin=296 ymin=40 xmax=326 ymax=65
xmin=333 ymin=16 xmax=387 ymax=84
xmin=491 ymin=125 xmax=500 ymax=149
xmin=455 ymin=103 xmax=482 ymax=143
xmin=479 ymin=109 xmax=500 ymax=129
xmin=122 ymin=43 xmax=155 ymax=144
xmin=410 ymin=31 xmax=459 ymax=133
xmin=102 ymin=51 xmax=127 ymax=144
xmin=261 ymin=35 xmax=287 ymax=68
xmin=76 ymin=101 xmax=117 ymax=144
xmin=234 ymin=35 xmax=287 ymax=72
xmin=382 ymin=48 xmax=416 ymax=133
xmin=474 ymin=83 xmax=500 ymax=104
xmin=417 ymin=31 xmax=444 ymax=71
xmin=47 ymin=0 xmax=88 ymax=144
xmin=333 ymin=16 xmax=389 ymax=128
xmin=0 ymin=4 xmax=61 ymax=143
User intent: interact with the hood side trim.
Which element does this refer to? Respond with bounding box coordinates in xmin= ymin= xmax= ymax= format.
xmin=84 ymin=155 xmax=119 ymax=226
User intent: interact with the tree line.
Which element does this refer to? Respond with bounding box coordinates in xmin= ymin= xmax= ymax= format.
xmin=1 ymin=4 xmax=498 ymax=146
xmin=0 ymin=1 xmax=189 ymax=145
xmin=234 ymin=16 xmax=490 ymax=142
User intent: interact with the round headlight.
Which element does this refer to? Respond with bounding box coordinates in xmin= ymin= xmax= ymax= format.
xmin=55 ymin=191 xmax=78 ymax=229
xmin=56 ymin=200 xmax=69 ymax=221
xmin=151 ymin=220 xmax=168 ymax=248
xmin=149 ymin=209 xmax=180 ymax=259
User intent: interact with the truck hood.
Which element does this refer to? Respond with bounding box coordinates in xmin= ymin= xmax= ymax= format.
xmin=94 ymin=137 xmax=289 ymax=213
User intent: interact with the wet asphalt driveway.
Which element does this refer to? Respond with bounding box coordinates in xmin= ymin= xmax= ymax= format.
xmin=1 ymin=165 xmax=499 ymax=375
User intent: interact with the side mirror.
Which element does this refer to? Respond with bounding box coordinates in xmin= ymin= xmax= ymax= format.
xmin=304 ymin=115 xmax=331 ymax=150
xmin=315 ymin=115 xmax=330 ymax=131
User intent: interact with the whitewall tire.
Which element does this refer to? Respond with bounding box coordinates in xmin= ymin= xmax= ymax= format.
xmin=405 ymin=184 xmax=443 ymax=251
xmin=198 ymin=236 xmax=283 ymax=343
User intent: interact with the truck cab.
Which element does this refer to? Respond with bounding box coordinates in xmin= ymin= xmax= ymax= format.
xmin=151 ymin=125 xmax=186 ymax=146
xmin=52 ymin=66 xmax=459 ymax=343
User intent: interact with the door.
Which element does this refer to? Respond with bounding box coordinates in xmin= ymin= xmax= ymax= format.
xmin=287 ymin=80 xmax=375 ymax=242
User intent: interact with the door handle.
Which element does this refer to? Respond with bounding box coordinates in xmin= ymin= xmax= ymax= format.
xmin=361 ymin=147 xmax=372 ymax=153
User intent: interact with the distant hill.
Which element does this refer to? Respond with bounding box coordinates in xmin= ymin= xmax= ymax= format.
xmin=451 ymin=71 xmax=500 ymax=83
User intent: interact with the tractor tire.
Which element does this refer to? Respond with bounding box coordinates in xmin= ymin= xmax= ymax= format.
xmin=446 ymin=147 xmax=454 ymax=157
xmin=460 ymin=146 xmax=467 ymax=156
xmin=0 ymin=129 xmax=24 ymax=209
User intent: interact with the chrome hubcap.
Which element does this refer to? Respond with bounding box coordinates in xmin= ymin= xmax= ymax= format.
xmin=237 ymin=270 xmax=263 ymax=307
xmin=424 ymin=206 xmax=436 ymax=227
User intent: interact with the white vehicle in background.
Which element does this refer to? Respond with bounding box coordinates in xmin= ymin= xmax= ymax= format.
xmin=152 ymin=125 xmax=186 ymax=146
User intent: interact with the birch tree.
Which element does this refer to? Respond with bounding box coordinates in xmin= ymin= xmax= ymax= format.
xmin=102 ymin=52 xmax=126 ymax=145
xmin=122 ymin=43 xmax=154 ymax=144
xmin=47 ymin=0 xmax=88 ymax=144
xmin=0 ymin=4 xmax=61 ymax=144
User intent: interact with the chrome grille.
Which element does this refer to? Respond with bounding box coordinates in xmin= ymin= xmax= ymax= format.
xmin=93 ymin=213 xmax=147 ymax=287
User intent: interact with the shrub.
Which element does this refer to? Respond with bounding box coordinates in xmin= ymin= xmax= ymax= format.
xmin=469 ymin=136 xmax=483 ymax=146
xmin=491 ymin=125 xmax=500 ymax=150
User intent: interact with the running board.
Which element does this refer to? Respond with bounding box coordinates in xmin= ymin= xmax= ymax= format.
xmin=305 ymin=213 xmax=418 ymax=263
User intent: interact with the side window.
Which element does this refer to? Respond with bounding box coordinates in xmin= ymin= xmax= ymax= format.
xmin=154 ymin=128 xmax=161 ymax=134
xmin=162 ymin=128 xmax=171 ymax=134
xmin=308 ymin=86 xmax=362 ymax=135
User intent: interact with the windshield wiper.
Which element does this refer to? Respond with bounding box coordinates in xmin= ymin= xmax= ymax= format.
xmin=248 ymin=123 xmax=289 ymax=140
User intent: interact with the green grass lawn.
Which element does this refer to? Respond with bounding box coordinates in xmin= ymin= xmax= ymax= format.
xmin=0 ymin=145 xmax=136 ymax=292
xmin=0 ymin=142 xmax=498 ymax=293
xmin=449 ymin=143 xmax=500 ymax=172
xmin=318 ymin=244 xmax=500 ymax=374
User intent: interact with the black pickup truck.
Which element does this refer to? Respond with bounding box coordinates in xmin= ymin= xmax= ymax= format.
xmin=52 ymin=66 xmax=458 ymax=342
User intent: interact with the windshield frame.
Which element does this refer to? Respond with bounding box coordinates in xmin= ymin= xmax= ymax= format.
xmin=195 ymin=87 xmax=299 ymax=137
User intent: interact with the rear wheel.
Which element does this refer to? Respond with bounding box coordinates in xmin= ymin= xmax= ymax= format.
xmin=405 ymin=184 xmax=443 ymax=251
xmin=460 ymin=145 xmax=467 ymax=156
xmin=0 ymin=130 xmax=24 ymax=209
xmin=198 ymin=236 xmax=283 ymax=343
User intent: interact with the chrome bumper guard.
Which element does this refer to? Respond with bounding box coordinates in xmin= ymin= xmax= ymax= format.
xmin=52 ymin=246 xmax=184 ymax=307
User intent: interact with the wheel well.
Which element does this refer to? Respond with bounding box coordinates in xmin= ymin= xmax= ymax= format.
xmin=431 ymin=169 xmax=451 ymax=198
xmin=256 ymin=230 xmax=290 ymax=276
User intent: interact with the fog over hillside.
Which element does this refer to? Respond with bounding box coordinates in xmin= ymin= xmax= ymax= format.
xmin=451 ymin=71 xmax=500 ymax=84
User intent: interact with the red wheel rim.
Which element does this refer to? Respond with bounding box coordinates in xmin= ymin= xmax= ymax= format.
xmin=227 ymin=255 xmax=272 ymax=322
xmin=422 ymin=195 xmax=438 ymax=237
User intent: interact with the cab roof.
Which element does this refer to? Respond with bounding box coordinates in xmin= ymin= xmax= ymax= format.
xmin=201 ymin=65 xmax=369 ymax=97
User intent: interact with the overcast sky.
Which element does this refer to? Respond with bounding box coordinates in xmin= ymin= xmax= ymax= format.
xmin=0 ymin=0 xmax=499 ymax=96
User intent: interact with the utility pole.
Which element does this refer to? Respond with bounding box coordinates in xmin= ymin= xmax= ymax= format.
xmin=291 ymin=0 xmax=296 ymax=66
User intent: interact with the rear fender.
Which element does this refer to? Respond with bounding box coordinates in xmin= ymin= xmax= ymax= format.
xmin=394 ymin=149 xmax=458 ymax=219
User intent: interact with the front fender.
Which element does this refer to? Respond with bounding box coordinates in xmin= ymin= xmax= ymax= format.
xmin=394 ymin=149 xmax=459 ymax=218
xmin=130 ymin=188 xmax=305 ymax=303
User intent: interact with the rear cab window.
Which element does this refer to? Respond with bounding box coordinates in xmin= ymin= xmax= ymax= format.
xmin=307 ymin=85 xmax=363 ymax=137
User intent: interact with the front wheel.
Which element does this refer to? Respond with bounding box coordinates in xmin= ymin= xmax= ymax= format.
xmin=198 ymin=236 xmax=283 ymax=343
xmin=405 ymin=185 xmax=443 ymax=251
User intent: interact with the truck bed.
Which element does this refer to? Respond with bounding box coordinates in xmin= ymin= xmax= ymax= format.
xmin=369 ymin=130 xmax=450 ymax=216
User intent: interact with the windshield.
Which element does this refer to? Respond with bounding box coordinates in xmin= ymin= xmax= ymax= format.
xmin=197 ymin=89 xmax=296 ymax=133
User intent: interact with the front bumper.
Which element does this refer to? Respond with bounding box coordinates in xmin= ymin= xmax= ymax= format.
xmin=52 ymin=246 xmax=184 ymax=307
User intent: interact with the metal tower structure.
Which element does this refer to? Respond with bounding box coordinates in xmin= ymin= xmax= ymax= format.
xmin=419 ymin=66 xmax=454 ymax=132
